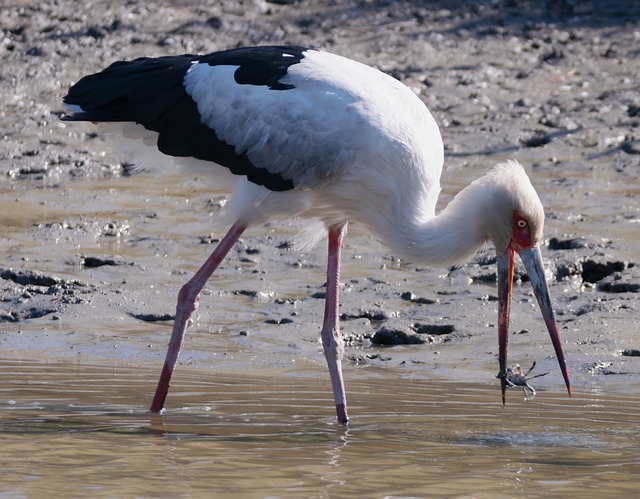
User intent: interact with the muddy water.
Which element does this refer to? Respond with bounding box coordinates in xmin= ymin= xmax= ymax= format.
xmin=2 ymin=151 xmax=639 ymax=496
xmin=2 ymin=0 xmax=639 ymax=495
xmin=2 ymin=359 xmax=639 ymax=497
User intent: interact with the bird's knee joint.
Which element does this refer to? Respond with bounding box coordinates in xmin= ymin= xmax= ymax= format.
xmin=178 ymin=283 xmax=201 ymax=311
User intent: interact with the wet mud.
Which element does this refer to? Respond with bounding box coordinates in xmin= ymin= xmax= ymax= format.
xmin=1 ymin=1 xmax=639 ymax=397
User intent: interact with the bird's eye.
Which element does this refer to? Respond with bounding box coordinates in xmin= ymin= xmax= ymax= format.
xmin=517 ymin=220 xmax=528 ymax=228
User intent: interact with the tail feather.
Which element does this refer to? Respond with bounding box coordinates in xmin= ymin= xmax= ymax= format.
xmin=62 ymin=55 xmax=196 ymax=127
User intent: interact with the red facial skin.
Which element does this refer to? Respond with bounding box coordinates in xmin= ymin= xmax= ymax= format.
xmin=509 ymin=210 xmax=535 ymax=252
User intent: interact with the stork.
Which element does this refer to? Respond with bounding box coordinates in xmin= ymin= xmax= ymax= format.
xmin=63 ymin=45 xmax=571 ymax=424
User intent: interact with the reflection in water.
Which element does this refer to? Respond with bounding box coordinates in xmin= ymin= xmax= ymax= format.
xmin=322 ymin=427 xmax=349 ymax=491
xmin=1 ymin=359 xmax=639 ymax=497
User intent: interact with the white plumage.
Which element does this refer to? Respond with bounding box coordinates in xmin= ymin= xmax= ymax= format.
xmin=63 ymin=46 xmax=570 ymax=423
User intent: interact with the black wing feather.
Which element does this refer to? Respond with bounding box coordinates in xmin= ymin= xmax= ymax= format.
xmin=62 ymin=46 xmax=310 ymax=191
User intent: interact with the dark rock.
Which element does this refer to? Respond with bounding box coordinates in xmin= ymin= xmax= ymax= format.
xmin=371 ymin=323 xmax=425 ymax=345
xmin=548 ymin=237 xmax=591 ymax=250
xmin=400 ymin=291 xmax=414 ymax=301
xmin=82 ymin=256 xmax=120 ymax=268
xmin=582 ymin=259 xmax=627 ymax=283
xmin=471 ymin=272 xmax=497 ymax=283
xmin=413 ymin=323 xmax=455 ymax=335
xmin=341 ymin=308 xmax=390 ymax=321
xmin=1 ymin=268 xmax=61 ymax=287
xmin=206 ymin=17 xmax=222 ymax=29
xmin=132 ymin=313 xmax=174 ymax=322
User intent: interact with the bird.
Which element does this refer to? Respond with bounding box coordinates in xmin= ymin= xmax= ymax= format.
xmin=62 ymin=45 xmax=571 ymax=423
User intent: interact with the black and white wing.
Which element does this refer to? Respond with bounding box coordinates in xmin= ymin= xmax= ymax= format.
xmin=63 ymin=46 xmax=361 ymax=192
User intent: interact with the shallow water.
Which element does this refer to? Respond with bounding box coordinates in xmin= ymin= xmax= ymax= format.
xmin=2 ymin=0 xmax=639 ymax=495
xmin=2 ymin=154 xmax=639 ymax=497
xmin=1 ymin=358 xmax=639 ymax=497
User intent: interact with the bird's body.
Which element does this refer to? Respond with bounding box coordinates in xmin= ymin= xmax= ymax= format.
xmin=65 ymin=47 xmax=444 ymax=257
xmin=63 ymin=46 xmax=571 ymax=423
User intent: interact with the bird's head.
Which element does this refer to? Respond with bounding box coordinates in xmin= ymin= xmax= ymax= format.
xmin=468 ymin=161 xmax=571 ymax=403
xmin=474 ymin=160 xmax=545 ymax=255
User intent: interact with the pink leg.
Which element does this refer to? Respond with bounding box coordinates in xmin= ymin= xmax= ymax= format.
xmin=322 ymin=224 xmax=349 ymax=424
xmin=149 ymin=220 xmax=247 ymax=412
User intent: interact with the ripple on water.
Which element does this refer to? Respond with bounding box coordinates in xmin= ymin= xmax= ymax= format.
xmin=1 ymin=359 xmax=640 ymax=497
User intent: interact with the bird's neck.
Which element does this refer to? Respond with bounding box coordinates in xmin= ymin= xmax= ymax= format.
xmin=371 ymin=179 xmax=493 ymax=267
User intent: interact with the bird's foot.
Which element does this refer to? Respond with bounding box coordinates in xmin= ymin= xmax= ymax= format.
xmin=336 ymin=403 xmax=349 ymax=425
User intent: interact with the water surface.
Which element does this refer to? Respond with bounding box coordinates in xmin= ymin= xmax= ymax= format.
xmin=2 ymin=359 xmax=639 ymax=497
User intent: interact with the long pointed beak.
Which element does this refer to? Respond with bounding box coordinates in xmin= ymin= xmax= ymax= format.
xmin=496 ymin=246 xmax=572 ymax=404
xmin=496 ymin=251 xmax=514 ymax=405
xmin=519 ymin=246 xmax=571 ymax=396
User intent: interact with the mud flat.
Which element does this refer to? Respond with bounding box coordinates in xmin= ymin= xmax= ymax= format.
xmin=1 ymin=1 xmax=639 ymax=398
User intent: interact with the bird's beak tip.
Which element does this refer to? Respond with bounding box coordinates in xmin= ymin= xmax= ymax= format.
xmin=514 ymin=246 xmax=573 ymax=400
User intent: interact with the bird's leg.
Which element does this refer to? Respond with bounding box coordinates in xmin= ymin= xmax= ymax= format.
xmin=149 ymin=220 xmax=248 ymax=412
xmin=321 ymin=223 xmax=349 ymax=424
